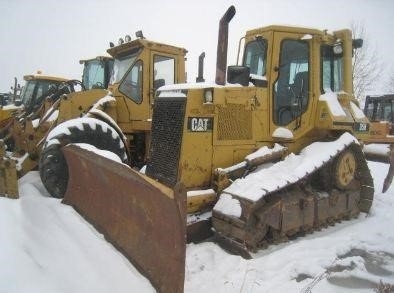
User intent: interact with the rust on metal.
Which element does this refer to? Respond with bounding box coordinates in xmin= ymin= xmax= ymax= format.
xmin=0 ymin=140 xmax=18 ymax=199
xmin=62 ymin=144 xmax=186 ymax=293
xmin=213 ymin=143 xmax=374 ymax=255
xmin=215 ymin=5 xmax=236 ymax=85
xmin=383 ymin=144 xmax=394 ymax=193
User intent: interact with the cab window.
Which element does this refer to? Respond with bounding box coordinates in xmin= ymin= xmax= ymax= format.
xmin=21 ymin=81 xmax=36 ymax=106
xmin=321 ymin=44 xmax=344 ymax=92
xmin=110 ymin=49 xmax=140 ymax=85
xmin=153 ymin=55 xmax=175 ymax=90
xmin=119 ymin=60 xmax=143 ymax=103
xmin=243 ymin=39 xmax=267 ymax=77
xmin=83 ymin=60 xmax=106 ymax=89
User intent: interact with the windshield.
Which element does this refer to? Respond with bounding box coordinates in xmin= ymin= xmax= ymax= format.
xmin=20 ymin=80 xmax=62 ymax=108
xmin=83 ymin=60 xmax=107 ymax=89
xmin=110 ymin=49 xmax=140 ymax=85
xmin=365 ymin=99 xmax=394 ymax=122
xmin=20 ymin=81 xmax=36 ymax=106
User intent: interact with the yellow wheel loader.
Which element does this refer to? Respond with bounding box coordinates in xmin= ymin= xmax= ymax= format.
xmin=0 ymin=73 xmax=68 ymax=128
xmin=23 ymin=6 xmax=394 ymax=293
xmin=0 ymin=76 xmax=87 ymax=198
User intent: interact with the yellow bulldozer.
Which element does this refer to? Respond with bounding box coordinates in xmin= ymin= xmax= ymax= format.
xmin=364 ymin=94 xmax=394 ymax=124
xmin=363 ymin=94 xmax=394 ymax=138
xmin=7 ymin=6 xmax=394 ymax=293
xmin=37 ymin=35 xmax=187 ymax=198
xmin=0 ymin=37 xmax=186 ymax=198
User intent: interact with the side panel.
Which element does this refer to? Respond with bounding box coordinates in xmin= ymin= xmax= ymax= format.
xmin=180 ymin=124 xmax=214 ymax=189
xmin=211 ymin=86 xmax=271 ymax=171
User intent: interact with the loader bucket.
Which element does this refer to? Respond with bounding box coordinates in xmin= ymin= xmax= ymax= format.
xmin=62 ymin=144 xmax=186 ymax=293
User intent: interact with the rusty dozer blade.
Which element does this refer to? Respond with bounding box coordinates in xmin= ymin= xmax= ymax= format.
xmin=364 ymin=143 xmax=394 ymax=193
xmin=62 ymin=144 xmax=186 ymax=293
xmin=383 ymin=144 xmax=394 ymax=193
xmin=0 ymin=141 xmax=18 ymax=199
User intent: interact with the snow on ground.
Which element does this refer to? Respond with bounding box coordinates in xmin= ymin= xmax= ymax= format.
xmin=0 ymin=173 xmax=154 ymax=293
xmin=1 ymin=161 xmax=394 ymax=292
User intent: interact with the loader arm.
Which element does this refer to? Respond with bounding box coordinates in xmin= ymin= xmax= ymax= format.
xmin=62 ymin=144 xmax=186 ymax=293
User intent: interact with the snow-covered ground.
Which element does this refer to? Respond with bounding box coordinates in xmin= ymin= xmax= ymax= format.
xmin=1 ymin=161 xmax=394 ymax=292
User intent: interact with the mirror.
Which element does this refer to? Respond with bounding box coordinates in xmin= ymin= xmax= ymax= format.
xmin=227 ymin=65 xmax=250 ymax=86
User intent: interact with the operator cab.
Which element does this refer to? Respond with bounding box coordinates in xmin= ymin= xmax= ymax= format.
xmin=227 ymin=26 xmax=363 ymax=136
xmin=80 ymin=56 xmax=114 ymax=90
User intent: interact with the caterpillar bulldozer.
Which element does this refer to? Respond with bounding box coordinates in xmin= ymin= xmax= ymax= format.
xmin=37 ymin=36 xmax=187 ymax=198
xmin=363 ymin=94 xmax=394 ymax=137
xmin=17 ymin=6 xmax=394 ymax=293
xmin=364 ymin=94 xmax=394 ymax=124
xmin=362 ymin=94 xmax=394 ymax=189
xmin=0 ymin=38 xmax=186 ymax=199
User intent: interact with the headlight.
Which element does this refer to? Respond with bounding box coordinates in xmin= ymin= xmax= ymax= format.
xmin=333 ymin=44 xmax=343 ymax=55
xmin=204 ymin=89 xmax=213 ymax=104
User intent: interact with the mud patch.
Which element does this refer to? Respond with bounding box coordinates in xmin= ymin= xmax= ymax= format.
xmin=298 ymin=249 xmax=394 ymax=291
xmin=328 ymin=275 xmax=378 ymax=289
xmin=326 ymin=248 xmax=394 ymax=290
xmin=337 ymin=249 xmax=394 ymax=277
xmin=295 ymin=273 xmax=312 ymax=282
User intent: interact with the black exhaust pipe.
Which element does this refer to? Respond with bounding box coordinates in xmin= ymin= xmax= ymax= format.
xmin=196 ymin=52 xmax=205 ymax=83
xmin=215 ymin=5 xmax=236 ymax=85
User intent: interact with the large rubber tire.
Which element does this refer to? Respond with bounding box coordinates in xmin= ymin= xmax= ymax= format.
xmin=39 ymin=118 xmax=127 ymax=198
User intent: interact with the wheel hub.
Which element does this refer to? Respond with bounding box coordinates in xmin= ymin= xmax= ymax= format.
xmin=335 ymin=150 xmax=356 ymax=189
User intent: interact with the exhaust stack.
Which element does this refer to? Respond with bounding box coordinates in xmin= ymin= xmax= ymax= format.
xmin=196 ymin=52 xmax=205 ymax=82
xmin=215 ymin=5 xmax=236 ymax=85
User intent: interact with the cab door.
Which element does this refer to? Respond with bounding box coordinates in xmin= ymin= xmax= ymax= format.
xmin=269 ymin=32 xmax=313 ymax=139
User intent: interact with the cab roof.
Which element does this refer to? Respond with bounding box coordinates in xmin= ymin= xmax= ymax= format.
xmin=107 ymin=38 xmax=187 ymax=58
xmin=79 ymin=55 xmax=113 ymax=64
xmin=23 ymin=73 xmax=68 ymax=82
xmin=244 ymin=25 xmax=352 ymax=46
xmin=246 ymin=25 xmax=327 ymax=37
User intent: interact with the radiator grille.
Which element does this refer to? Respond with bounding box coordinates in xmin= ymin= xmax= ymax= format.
xmin=217 ymin=104 xmax=252 ymax=140
xmin=146 ymin=96 xmax=186 ymax=187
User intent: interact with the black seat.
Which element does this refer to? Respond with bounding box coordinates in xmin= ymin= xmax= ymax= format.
xmin=291 ymin=71 xmax=308 ymax=100
xmin=153 ymin=79 xmax=165 ymax=90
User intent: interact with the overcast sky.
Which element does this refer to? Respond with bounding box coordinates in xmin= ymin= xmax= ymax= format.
xmin=0 ymin=0 xmax=393 ymax=93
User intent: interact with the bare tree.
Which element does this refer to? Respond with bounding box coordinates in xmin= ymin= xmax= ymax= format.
xmin=386 ymin=69 xmax=394 ymax=92
xmin=351 ymin=22 xmax=381 ymax=101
